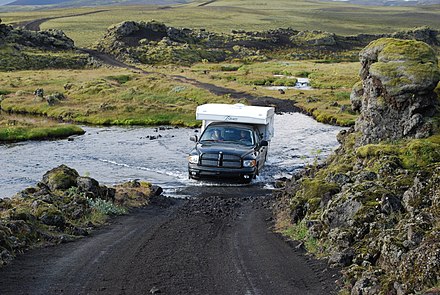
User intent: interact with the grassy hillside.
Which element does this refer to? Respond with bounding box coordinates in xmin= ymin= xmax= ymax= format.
xmin=1 ymin=0 xmax=439 ymax=48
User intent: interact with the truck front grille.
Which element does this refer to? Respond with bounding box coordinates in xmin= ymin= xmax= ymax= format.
xmin=200 ymin=153 xmax=242 ymax=168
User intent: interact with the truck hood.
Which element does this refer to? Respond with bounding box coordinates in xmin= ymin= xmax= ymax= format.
xmin=196 ymin=143 xmax=254 ymax=158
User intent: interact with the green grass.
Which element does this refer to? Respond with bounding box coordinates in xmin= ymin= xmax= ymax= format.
xmin=0 ymin=124 xmax=85 ymax=142
xmin=0 ymin=112 xmax=85 ymax=142
xmin=0 ymin=68 xmax=235 ymax=127
xmin=0 ymin=60 xmax=359 ymax=128
xmin=281 ymin=221 xmax=324 ymax=255
xmin=174 ymin=60 xmax=360 ymax=126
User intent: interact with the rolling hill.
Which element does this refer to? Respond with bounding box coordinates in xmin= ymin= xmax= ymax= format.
xmin=5 ymin=0 xmax=188 ymax=6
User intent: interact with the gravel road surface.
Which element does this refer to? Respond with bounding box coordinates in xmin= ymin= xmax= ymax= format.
xmin=0 ymin=187 xmax=340 ymax=294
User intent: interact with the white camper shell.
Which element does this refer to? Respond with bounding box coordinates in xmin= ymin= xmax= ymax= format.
xmin=196 ymin=103 xmax=275 ymax=141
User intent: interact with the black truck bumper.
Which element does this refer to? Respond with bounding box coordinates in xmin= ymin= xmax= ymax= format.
xmin=188 ymin=164 xmax=256 ymax=182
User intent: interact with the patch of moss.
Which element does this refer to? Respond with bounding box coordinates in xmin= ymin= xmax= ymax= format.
xmin=294 ymin=178 xmax=340 ymax=213
xmin=401 ymin=138 xmax=440 ymax=168
xmin=0 ymin=48 xmax=89 ymax=71
xmin=365 ymin=38 xmax=436 ymax=62
xmin=356 ymin=144 xmax=397 ymax=158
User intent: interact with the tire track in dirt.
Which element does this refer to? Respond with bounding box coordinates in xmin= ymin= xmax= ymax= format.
xmin=198 ymin=0 xmax=217 ymax=6
xmin=80 ymin=50 xmax=300 ymax=113
xmin=15 ymin=10 xmax=110 ymax=31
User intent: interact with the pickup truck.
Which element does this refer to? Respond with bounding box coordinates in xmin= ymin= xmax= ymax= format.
xmin=188 ymin=103 xmax=275 ymax=183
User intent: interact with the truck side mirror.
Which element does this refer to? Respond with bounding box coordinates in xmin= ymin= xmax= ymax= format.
xmin=190 ymin=135 xmax=198 ymax=142
xmin=260 ymin=140 xmax=268 ymax=147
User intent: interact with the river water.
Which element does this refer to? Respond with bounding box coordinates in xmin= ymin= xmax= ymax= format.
xmin=0 ymin=113 xmax=343 ymax=199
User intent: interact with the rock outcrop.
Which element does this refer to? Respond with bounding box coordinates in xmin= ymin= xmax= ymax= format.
xmin=351 ymin=38 xmax=440 ymax=145
xmin=276 ymin=39 xmax=440 ymax=294
xmin=0 ymin=23 xmax=90 ymax=71
xmin=96 ymin=21 xmax=440 ymax=65
xmin=0 ymin=23 xmax=74 ymax=50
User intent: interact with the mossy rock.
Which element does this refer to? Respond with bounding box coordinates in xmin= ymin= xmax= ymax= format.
xmin=9 ymin=209 xmax=36 ymax=222
xmin=39 ymin=208 xmax=66 ymax=228
xmin=360 ymin=38 xmax=440 ymax=96
xmin=356 ymin=143 xmax=398 ymax=158
xmin=291 ymin=31 xmax=336 ymax=46
xmin=400 ymin=139 xmax=440 ymax=168
xmin=297 ymin=178 xmax=340 ymax=202
xmin=0 ymin=223 xmax=13 ymax=250
xmin=42 ymin=164 xmax=79 ymax=191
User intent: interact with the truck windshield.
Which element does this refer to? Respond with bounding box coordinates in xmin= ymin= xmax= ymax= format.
xmin=200 ymin=126 xmax=255 ymax=146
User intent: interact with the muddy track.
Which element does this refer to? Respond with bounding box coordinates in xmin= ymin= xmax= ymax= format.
xmin=16 ymin=10 xmax=109 ymax=31
xmin=0 ymin=188 xmax=340 ymax=294
xmin=170 ymin=75 xmax=301 ymax=113
xmin=198 ymin=0 xmax=217 ymax=6
xmin=80 ymin=51 xmax=299 ymax=113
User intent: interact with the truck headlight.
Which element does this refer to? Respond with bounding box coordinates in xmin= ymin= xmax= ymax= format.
xmin=243 ymin=159 xmax=256 ymax=167
xmin=188 ymin=155 xmax=199 ymax=164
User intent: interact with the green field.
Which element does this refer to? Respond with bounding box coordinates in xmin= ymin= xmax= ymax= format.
xmin=2 ymin=0 xmax=440 ymax=48
xmin=0 ymin=68 xmax=235 ymax=127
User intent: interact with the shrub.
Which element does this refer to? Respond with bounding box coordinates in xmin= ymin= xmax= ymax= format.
xmin=87 ymin=198 xmax=127 ymax=216
xmin=106 ymin=75 xmax=131 ymax=84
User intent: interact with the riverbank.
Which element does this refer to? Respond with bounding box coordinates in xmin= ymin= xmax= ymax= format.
xmin=0 ymin=112 xmax=85 ymax=142
xmin=0 ymin=164 xmax=160 ymax=266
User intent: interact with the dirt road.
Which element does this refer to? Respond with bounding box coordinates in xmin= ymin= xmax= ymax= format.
xmin=0 ymin=186 xmax=340 ymax=294
xmin=15 ymin=11 xmax=109 ymax=31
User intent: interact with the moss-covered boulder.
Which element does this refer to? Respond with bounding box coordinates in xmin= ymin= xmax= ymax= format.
xmin=353 ymin=38 xmax=440 ymax=145
xmin=42 ymin=164 xmax=79 ymax=191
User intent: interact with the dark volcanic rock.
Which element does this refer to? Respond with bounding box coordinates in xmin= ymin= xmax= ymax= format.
xmin=76 ymin=176 xmax=101 ymax=197
xmin=42 ymin=164 xmax=79 ymax=191
xmin=96 ymin=21 xmax=440 ymax=65
xmin=352 ymin=38 xmax=440 ymax=145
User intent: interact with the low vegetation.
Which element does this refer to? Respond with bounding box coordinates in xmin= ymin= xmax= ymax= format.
xmin=167 ymin=60 xmax=360 ymax=126
xmin=0 ymin=112 xmax=84 ymax=142
xmin=274 ymin=37 xmax=440 ymax=292
xmin=0 ymin=165 xmax=154 ymax=266
xmin=0 ymin=47 xmax=90 ymax=71
xmin=0 ymin=60 xmax=360 ymax=129
xmin=275 ymin=129 xmax=440 ymax=294
xmin=0 ymin=68 xmax=235 ymax=128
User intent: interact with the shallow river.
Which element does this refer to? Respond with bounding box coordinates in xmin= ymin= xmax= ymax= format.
xmin=0 ymin=113 xmax=343 ymax=198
